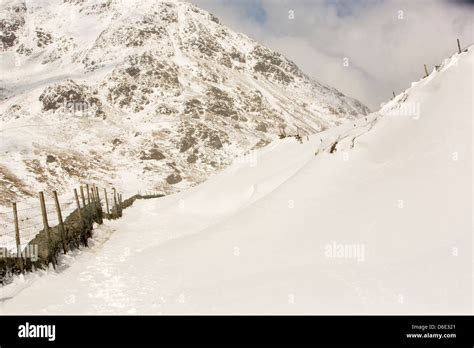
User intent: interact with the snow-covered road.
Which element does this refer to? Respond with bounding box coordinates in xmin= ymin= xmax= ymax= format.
xmin=0 ymin=47 xmax=472 ymax=314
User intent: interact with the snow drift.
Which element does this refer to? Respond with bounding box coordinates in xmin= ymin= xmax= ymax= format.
xmin=0 ymin=45 xmax=472 ymax=314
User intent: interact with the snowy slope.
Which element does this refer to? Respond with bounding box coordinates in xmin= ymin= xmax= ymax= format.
xmin=0 ymin=0 xmax=369 ymax=206
xmin=0 ymin=45 xmax=471 ymax=314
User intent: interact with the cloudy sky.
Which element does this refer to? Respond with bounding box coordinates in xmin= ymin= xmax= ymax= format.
xmin=191 ymin=0 xmax=473 ymax=110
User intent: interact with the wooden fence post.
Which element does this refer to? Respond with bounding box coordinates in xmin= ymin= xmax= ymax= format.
xmin=86 ymin=184 xmax=91 ymax=206
xmin=90 ymin=186 xmax=96 ymax=209
xmin=12 ymin=202 xmax=24 ymax=273
xmin=80 ymin=186 xmax=86 ymax=208
xmin=95 ymin=186 xmax=100 ymax=203
xmin=74 ymin=189 xmax=82 ymax=220
xmin=53 ymin=191 xmax=67 ymax=254
xmin=92 ymin=185 xmax=96 ymax=204
xmin=74 ymin=188 xmax=84 ymax=247
xmin=39 ymin=192 xmax=55 ymax=268
xmin=104 ymin=188 xmax=110 ymax=216
xmin=113 ymin=188 xmax=118 ymax=219
xmin=116 ymin=193 xmax=119 ymax=217
xmin=95 ymin=187 xmax=99 ymax=204
xmin=94 ymin=186 xmax=100 ymax=209
xmin=457 ymin=38 xmax=462 ymax=54
xmin=95 ymin=186 xmax=101 ymax=208
xmin=424 ymin=64 xmax=429 ymax=77
xmin=95 ymin=186 xmax=103 ymax=224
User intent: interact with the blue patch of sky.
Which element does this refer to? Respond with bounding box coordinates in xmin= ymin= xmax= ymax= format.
xmin=323 ymin=0 xmax=385 ymax=17
xmin=220 ymin=0 xmax=268 ymax=24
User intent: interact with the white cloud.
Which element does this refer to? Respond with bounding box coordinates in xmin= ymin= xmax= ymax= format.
xmin=191 ymin=0 xmax=473 ymax=110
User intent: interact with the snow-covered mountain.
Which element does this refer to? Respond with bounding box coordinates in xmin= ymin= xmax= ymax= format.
xmin=0 ymin=0 xmax=369 ymax=205
xmin=1 ymin=44 xmax=471 ymax=314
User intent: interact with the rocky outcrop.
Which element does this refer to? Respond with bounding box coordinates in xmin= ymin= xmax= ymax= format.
xmin=0 ymin=0 xmax=370 ymax=202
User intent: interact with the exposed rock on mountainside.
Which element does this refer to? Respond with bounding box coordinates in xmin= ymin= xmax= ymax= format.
xmin=0 ymin=0 xmax=369 ymax=202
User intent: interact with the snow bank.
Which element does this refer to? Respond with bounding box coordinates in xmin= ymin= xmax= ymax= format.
xmin=0 ymin=46 xmax=472 ymax=314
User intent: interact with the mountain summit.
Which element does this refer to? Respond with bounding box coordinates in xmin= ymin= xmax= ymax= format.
xmin=0 ymin=0 xmax=369 ymax=202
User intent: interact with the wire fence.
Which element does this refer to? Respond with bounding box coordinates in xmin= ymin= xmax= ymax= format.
xmin=0 ymin=185 xmax=122 ymax=253
xmin=0 ymin=208 xmax=45 ymax=252
xmin=0 ymin=184 xmax=165 ymax=285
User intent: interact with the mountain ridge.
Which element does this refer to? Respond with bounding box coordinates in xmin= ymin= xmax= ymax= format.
xmin=0 ymin=0 xmax=370 ymax=205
